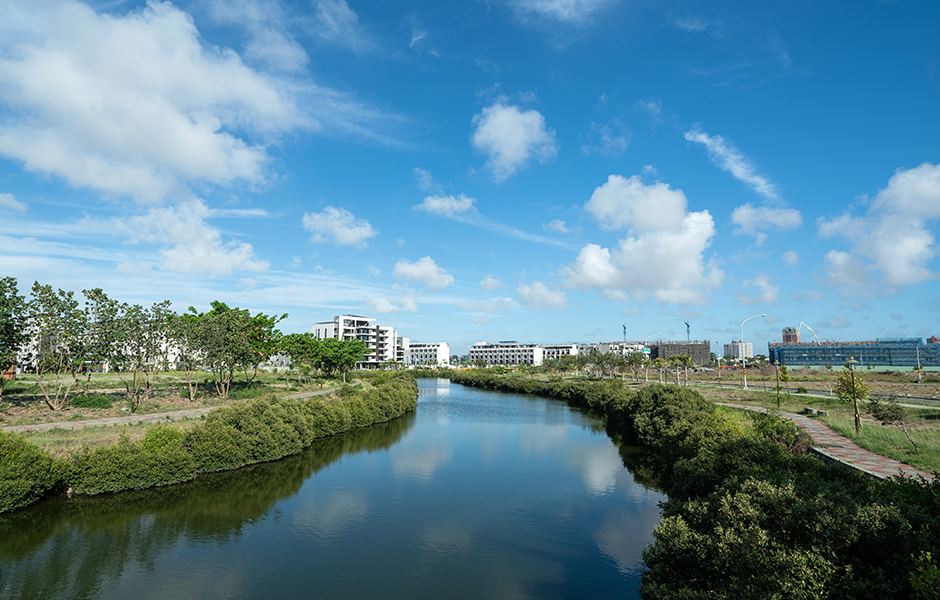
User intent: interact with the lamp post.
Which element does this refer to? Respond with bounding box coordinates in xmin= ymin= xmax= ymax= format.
xmin=740 ymin=313 xmax=766 ymax=389
xmin=717 ymin=356 xmax=723 ymax=388
xmin=643 ymin=333 xmax=660 ymax=382
xmin=773 ymin=360 xmax=780 ymax=408
xmin=847 ymin=357 xmax=861 ymax=434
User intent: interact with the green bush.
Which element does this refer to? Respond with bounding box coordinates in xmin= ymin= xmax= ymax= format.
xmin=0 ymin=431 xmax=65 ymax=513
xmin=72 ymin=394 xmax=113 ymax=409
xmin=797 ymin=385 xmax=808 ymax=394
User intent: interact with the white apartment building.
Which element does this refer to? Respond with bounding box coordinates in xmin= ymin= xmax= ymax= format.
xmin=406 ymin=342 xmax=450 ymax=367
xmin=724 ymin=341 xmax=754 ymax=360
xmin=469 ymin=341 xmax=544 ymax=366
xmin=541 ymin=344 xmax=580 ymax=361
xmin=313 ymin=315 xmax=402 ymax=368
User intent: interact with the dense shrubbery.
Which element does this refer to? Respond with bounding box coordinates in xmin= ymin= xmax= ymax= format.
xmin=1 ymin=372 xmax=418 ymax=510
xmin=449 ymin=370 xmax=940 ymax=600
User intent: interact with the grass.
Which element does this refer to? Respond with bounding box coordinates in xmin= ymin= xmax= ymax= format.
xmin=822 ymin=411 xmax=940 ymax=474
xmin=18 ymin=419 xmax=204 ymax=458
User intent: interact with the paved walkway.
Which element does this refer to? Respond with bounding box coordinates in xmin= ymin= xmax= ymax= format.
xmin=718 ymin=402 xmax=934 ymax=480
xmin=2 ymin=388 xmax=340 ymax=434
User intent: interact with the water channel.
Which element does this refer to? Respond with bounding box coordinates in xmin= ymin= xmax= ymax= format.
xmin=0 ymin=379 xmax=665 ymax=599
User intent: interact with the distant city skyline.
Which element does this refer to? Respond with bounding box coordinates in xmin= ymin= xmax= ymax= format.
xmin=1 ymin=0 xmax=939 ymax=356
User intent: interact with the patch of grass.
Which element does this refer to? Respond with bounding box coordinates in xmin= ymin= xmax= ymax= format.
xmin=821 ymin=412 xmax=940 ymax=474
xmin=72 ymin=394 xmax=113 ymax=409
xmin=21 ymin=420 xmax=203 ymax=459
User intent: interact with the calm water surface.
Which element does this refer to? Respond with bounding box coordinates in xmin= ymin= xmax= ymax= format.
xmin=0 ymin=379 xmax=664 ymax=599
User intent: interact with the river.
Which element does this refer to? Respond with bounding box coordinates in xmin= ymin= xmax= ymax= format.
xmin=0 ymin=378 xmax=664 ymax=599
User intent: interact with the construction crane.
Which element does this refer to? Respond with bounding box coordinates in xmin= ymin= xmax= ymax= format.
xmin=685 ymin=321 xmax=690 ymax=343
xmin=623 ymin=324 xmax=627 ymax=343
xmin=798 ymin=322 xmax=819 ymax=343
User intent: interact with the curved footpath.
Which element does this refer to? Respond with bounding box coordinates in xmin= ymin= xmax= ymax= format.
xmin=2 ymin=388 xmax=338 ymax=434
xmin=718 ymin=402 xmax=935 ymax=480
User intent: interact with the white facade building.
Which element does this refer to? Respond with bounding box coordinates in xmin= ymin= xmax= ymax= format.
xmin=724 ymin=341 xmax=754 ymax=360
xmin=313 ymin=315 xmax=403 ymax=368
xmin=541 ymin=344 xmax=580 ymax=361
xmin=406 ymin=342 xmax=450 ymax=367
xmin=469 ymin=341 xmax=544 ymax=366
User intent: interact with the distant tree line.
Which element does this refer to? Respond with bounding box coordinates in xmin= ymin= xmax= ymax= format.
xmin=0 ymin=278 xmax=367 ymax=411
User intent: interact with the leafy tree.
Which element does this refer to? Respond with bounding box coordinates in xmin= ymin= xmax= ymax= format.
xmin=0 ymin=277 xmax=30 ymax=404
xmin=473 ymin=356 xmax=486 ymax=368
xmin=244 ymin=310 xmax=287 ymax=382
xmin=625 ymin=350 xmax=645 ymax=381
xmin=654 ymin=357 xmax=667 ymax=383
xmin=186 ymin=303 xmax=254 ymax=398
xmin=114 ymin=301 xmax=175 ymax=412
xmin=868 ymin=397 xmax=918 ymax=452
xmin=80 ymin=288 xmax=122 ymax=395
xmin=779 ymin=364 xmax=791 ymax=395
xmin=317 ymin=337 xmax=367 ymax=382
xmin=834 ymin=363 xmax=870 ymax=434
xmin=281 ymin=332 xmax=321 ymax=386
xmin=169 ymin=314 xmax=204 ymax=401
xmin=28 ymin=282 xmax=88 ymax=411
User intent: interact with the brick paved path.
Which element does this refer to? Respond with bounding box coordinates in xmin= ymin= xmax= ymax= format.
xmin=718 ymin=402 xmax=934 ymax=480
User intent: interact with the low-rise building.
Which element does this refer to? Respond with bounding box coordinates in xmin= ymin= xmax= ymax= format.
xmin=469 ymin=341 xmax=544 ymax=366
xmin=406 ymin=342 xmax=450 ymax=367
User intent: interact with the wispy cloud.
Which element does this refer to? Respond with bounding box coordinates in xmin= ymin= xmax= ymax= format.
xmin=684 ymin=127 xmax=780 ymax=200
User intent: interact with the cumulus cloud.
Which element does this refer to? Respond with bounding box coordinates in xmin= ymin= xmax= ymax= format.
xmin=312 ymin=0 xmax=374 ymax=52
xmin=368 ymin=296 xmax=418 ymax=315
xmin=119 ymin=199 xmax=268 ymax=275
xmin=564 ymin=174 xmax=724 ymax=304
xmin=735 ymin=275 xmax=779 ymax=305
xmin=413 ymin=194 xmax=476 ymax=217
xmin=544 ymin=219 xmax=573 ymax=234
xmin=517 ymin=281 xmax=567 ymax=310
xmin=782 ymin=250 xmax=799 ymax=266
xmin=684 ymin=128 xmax=779 ymax=201
xmin=581 ymin=120 xmax=630 ymax=157
xmin=479 ymin=275 xmax=502 ymax=290
xmin=0 ymin=193 xmax=27 ymax=212
xmin=0 ymin=0 xmax=305 ymax=203
xmin=394 ymin=256 xmax=454 ymax=291
xmin=817 ymin=163 xmax=940 ymax=295
xmin=731 ymin=203 xmax=802 ymax=235
xmin=458 ymin=297 xmax=513 ymax=314
xmin=471 ymin=102 xmax=558 ymax=182
xmin=506 ymin=0 xmax=618 ymax=23
xmin=303 ymin=206 xmax=377 ymax=248
xmin=208 ymin=0 xmax=309 ymax=72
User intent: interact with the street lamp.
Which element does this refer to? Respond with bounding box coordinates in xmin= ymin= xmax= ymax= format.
xmin=717 ymin=356 xmax=723 ymax=387
xmin=847 ymin=357 xmax=861 ymax=434
xmin=643 ymin=333 xmax=661 ymax=382
xmin=740 ymin=313 xmax=766 ymax=389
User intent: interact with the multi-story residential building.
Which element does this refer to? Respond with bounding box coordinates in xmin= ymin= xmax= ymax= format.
xmin=469 ymin=341 xmax=544 ymax=366
xmin=782 ymin=327 xmax=800 ymax=344
xmin=312 ymin=315 xmax=403 ymax=368
xmin=541 ymin=344 xmax=580 ymax=361
xmin=654 ymin=341 xmax=711 ymax=365
xmin=769 ymin=338 xmax=940 ymax=367
xmin=406 ymin=342 xmax=450 ymax=367
xmin=724 ymin=341 xmax=754 ymax=360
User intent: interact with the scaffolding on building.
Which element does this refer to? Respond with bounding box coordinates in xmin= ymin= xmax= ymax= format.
xmin=768 ymin=338 xmax=940 ymax=367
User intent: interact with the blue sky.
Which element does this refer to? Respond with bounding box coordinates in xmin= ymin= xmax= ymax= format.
xmin=1 ymin=0 xmax=939 ymax=355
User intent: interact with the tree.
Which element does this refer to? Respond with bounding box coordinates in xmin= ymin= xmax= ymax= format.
xmin=0 ymin=277 xmax=30 ymax=405
xmin=318 ymin=337 xmax=367 ymax=382
xmin=779 ymin=364 xmax=791 ymax=396
xmin=834 ymin=362 xmax=869 ymax=434
xmin=625 ymin=351 xmax=645 ymax=382
xmin=186 ymin=303 xmax=254 ymax=398
xmin=28 ymin=282 xmax=88 ymax=411
xmin=115 ymin=301 xmax=175 ymax=412
xmin=868 ymin=397 xmax=918 ymax=452
xmin=474 ymin=356 xmax=486 ymax=368
xmin=654 ymin=358 xmax=667 ymax=383
xmin=244 ymin=310 xmax=287 ymax=383
xmin=169 ymin=314 xmax=204 ymax=401
xmin=80 ymin=288 xmax=122 ymax=395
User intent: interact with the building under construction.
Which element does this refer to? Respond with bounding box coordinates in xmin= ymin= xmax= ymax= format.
xmin=768 ymin=338 xmax=940 ymax=367
xmin=652 ymin=340 xmax=711 ymax=365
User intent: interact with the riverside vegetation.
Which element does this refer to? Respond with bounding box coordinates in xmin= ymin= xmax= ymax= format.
xmin=448 ymin=369 xmax=940 ymax=600
xmin=0 ymin=371 xmax=417 ymax=514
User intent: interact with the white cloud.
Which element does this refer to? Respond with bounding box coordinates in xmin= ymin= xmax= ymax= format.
xmin=584 ymin=174 xmax=687 ymax=231
xmin=394 ymin=256 xmax=453 ymax=291
xmin=815 ymin=313 xmax=852 ymax=330
xmin=517 ymin=281 xmax=567 ymax=310
xmin=414 ymin=194 xmax=476 ymax=217
xmin=479 ymin=275 xmax=502 ymax=290
xmin=641 ymin=164 xmax=657 ymax=175
xmin=636 ymin=98 xmax=662 ymax=124
xmin=782 ymin=250 xmax=799 ymax=266
xmin=507 ymin=0 xmax=617 ymax=23
xmin=368 ymin=296 xmax=418 ymax=315
xmin=817 ymin=163 xmax=940 ymax=294
xmin=0 ymin=192 xmax=27 ymax=212
xmin=413 ymin=167 xmax=439 ymax=193
xmin=303 ymin=206 xmax=377 ymax=248
xmin=458 ymin=297 xmax=513 ymax=314
xmin=564 ymin=175 xmax=724 ymax=304
xmin=735 ymin=275 xmax=779 ymax=305
xmin=684 ymin=128 xmax=780 ymax=201
xmin=791 ymin=289 xmax=825 ymax=302
xmin=312 ymin=0 xmax=374 ymax=52
xmin=208 ymin=0 xmax=309 ymax=72
xmin=673 ymin=18 xmax=708 ymax=32
xmin=471 ymin=102 xmax=558 ymax=182
xmin=544 ymin=219 xmax=572 ymax=234
xmin=731 ymin=203 xmax=802 ymax=235
xmin=581 ymin=120 xmax=630 ymax=157
xmin=0 ymin=0 xmax=305 ymax=203
xmin=119 ymin=198 xmax=268 ymax=275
